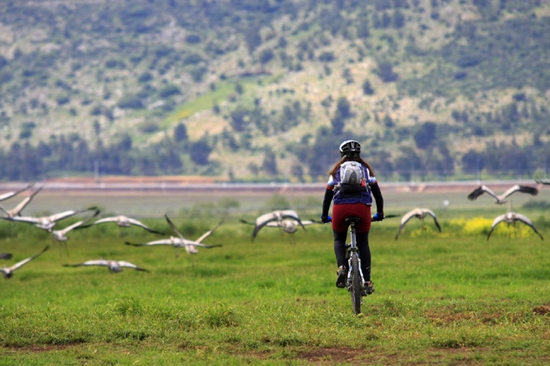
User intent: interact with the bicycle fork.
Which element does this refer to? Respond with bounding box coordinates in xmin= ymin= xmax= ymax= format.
xmin=347 ymin=252 xmax=366 ymax=289
xmin=346 ymin=226 xmax=367 ymax=292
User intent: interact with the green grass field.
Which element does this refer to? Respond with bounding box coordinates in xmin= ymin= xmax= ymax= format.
xmin=1 ymin=189 xmax=550 ymax=364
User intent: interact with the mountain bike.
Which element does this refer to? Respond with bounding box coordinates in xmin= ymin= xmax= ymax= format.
xmin=344 ymin=216 xmax=367 ymax=315
xmin=324 ymin=214 xmax=389 ymax=314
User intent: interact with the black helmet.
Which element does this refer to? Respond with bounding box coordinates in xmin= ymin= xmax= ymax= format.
xmin=339 ymin=140 xmax=361 ymax=157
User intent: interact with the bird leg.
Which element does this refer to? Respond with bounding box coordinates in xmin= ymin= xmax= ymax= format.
xmin=288 ymin=234 xmax=296 ymax=245
xmin=63 ymin=241 xmax=70 ymax=258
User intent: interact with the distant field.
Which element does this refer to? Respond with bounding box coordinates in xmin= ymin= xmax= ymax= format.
xmin=2 ymin=180 xmax=548 ymax=220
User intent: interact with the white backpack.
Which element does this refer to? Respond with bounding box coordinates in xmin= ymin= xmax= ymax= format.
xmin=338 ymin=161 xmax=366 ymax=194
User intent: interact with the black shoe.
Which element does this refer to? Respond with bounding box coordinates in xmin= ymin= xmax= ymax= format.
xmin=336 ymin=266 xmax=347 ymax=288
xmin=361 ymin=281 xmax=375 ymax=296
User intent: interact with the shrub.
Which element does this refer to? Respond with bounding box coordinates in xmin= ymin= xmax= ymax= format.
xmin=117 ymin=95 xmax=144 ymax=109
xmin=56 ymin=96 xmax=70 ymax=105
xmin=138 ymin=72 xmax=153 ymax=83
xmin=158 ymin=85 xmax=181 ymax=99
xmin=318 ymin=51 xmax=335 ymax=62
xmin=186 ymin=34 xmax=201 ymax=44
xmin=183 ymin=53 xmax=204 ymax=65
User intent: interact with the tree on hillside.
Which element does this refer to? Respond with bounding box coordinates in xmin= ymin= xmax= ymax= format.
xmin=376 ymin=62 xmax=398 ymax=82
xmin=245 ymin=26 xmax=262 ymax=54
xmin=190 ymin=137 xmax=212 ymax=165
xmin=174 ymin=122 xmax=188 ymax=142
xmin=356 ymin=21 xmax=370 ymax=38
xmin=362 ymin=79 xmax=375 ymax=95
xmin=336 ymin=97 xmax=352 ymax=119
xmin=259 ymin=48 xmax=274 ymax=68
xmin=461 ymin=149 xmax=484 ymax=175
xmin=262 ymin=148 xmax=278 ymax=176
xmin=306 ymin=126 xmax=338 ymax=178
xmin=330 ymin=97 xmax=353 ymax=135
xmin=331 ymin=115 xmax=345 ymax=136
xmin=230 ymin=107 xmax=249 ymax=132
xmin=394 ymin=147 xmax=422 ymax=181
xmin=413 ymin=122 xmax=437 ymax=149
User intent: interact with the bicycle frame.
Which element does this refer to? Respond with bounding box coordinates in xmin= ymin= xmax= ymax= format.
xmin=345 ymin=218 xmax=366 ymax=314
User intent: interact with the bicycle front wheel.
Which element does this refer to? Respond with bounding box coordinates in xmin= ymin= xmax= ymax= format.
xmin=350 ymin=252 xmax=362 ymax=314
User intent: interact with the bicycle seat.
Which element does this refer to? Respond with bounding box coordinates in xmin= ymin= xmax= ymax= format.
xmin=345 ymin=217 xmax=362 ymax=224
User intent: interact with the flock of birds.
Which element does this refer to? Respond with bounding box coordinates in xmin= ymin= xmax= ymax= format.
xmin=0 ymin=184 xmax=324 ymax=279
xmin=0 ymin=183 xmax=235 ymax=279
xmin=397 ymin=182 xmax=545 ymax=241
xmin=1 ymin=180 xmax=548 ymax=279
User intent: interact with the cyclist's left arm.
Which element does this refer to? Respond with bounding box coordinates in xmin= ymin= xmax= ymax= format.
xmin=321 ymin=177 xmax=335 ymax=221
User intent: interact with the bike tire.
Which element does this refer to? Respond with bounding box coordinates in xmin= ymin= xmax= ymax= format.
xmin=350 ymin=252 xmax=362 ymax=314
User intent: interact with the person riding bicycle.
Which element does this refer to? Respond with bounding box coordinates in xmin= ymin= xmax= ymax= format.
xmin=320 ymin=140 xmax=384 ymax=295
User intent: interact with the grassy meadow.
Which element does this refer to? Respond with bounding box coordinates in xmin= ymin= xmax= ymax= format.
xmin=1 ymin=187 xmax=550 ymax=364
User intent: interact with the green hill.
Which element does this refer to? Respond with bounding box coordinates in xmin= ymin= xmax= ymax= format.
xmin=1 ymin=0 xmax=549 ymax=182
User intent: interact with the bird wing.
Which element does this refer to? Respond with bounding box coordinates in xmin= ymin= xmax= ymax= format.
xmin=423 ymin=209 xmax=441 ymax=232
xmin=279 ymin=210 xmax=306 ymax=229
xmin=514 ymin=213 xmax=544 ymax=240
xmin=0 ymin=183 xmax=33 ymax=202
xmin=0 ymin=190 xmax=21 ymax=202
xmin=165 ymin=214 xmax=187 ymax=243
xmin=54 ymin=220 xmax=87 ymax=235
xmin=500 ymin=185 xmax=520 ymax=199
xmin=195 ymin=243 xmax=223 ymax=248
xmin=69 ymin=209 xmax=101 ymax=231
xmin=118 ymin=261 xmax=149 ymax=272
xmin=49 ymin=207 xmax=97 ymax=223
xmin=64 ymin=259 xmax=108 ymax=267
xmin=487 ymin=214 xmax=507 ymax=240
xmin=395 ymin=209 xmax=420 ymax=240
xmin=164 ymin=214 xmax=209 ymax=249
xmin=126 ymin=217 xmax=164 ymax=235
xmin=300 ymin=220 xmax=318 ymax=226
xmin=195 ymin=218 xmax=225 ymax=243
xmin=0 ymin=253 xmax=13 ymax=260
xmin=8 ymin=215 xmax=41 ymax=225
xmin=125 ymin=239 xmax=173 ymax=246
xmin=5 ymin=186 xmax=43 ymax=217
xmin=502 ymin=185 xmax=538 ymax=198
xmin=468 ymin=185 xmax=497 ymax=201
xmin=252 ymin=212 xmax=282 ymax=239
xmin=7 ymin=197 xmax=34 ymax=217
xmin=8 ymin=245 xmax=49 ymax=272
xmin=56 ymin=209 xmax=101 ymax=235
xmin=254 ymin=212 xmax=278 ymax=226
xmin=91 ymin=216 xmax=120 ymax=225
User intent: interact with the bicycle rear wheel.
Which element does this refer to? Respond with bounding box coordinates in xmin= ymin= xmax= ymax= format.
xmin=350 ymin=252 xmax=362 ymax=314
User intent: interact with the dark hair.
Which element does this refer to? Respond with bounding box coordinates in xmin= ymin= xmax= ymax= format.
xmin=328 ymin=155 xmax=375 ymax=177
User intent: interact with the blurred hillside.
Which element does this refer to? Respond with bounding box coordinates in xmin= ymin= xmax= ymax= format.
xmin=0 ymin=0 xmax=550 ymax=182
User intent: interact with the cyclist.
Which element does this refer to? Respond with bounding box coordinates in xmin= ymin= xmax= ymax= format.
xmin=320 ymin=140 xmax=384 ymax=295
